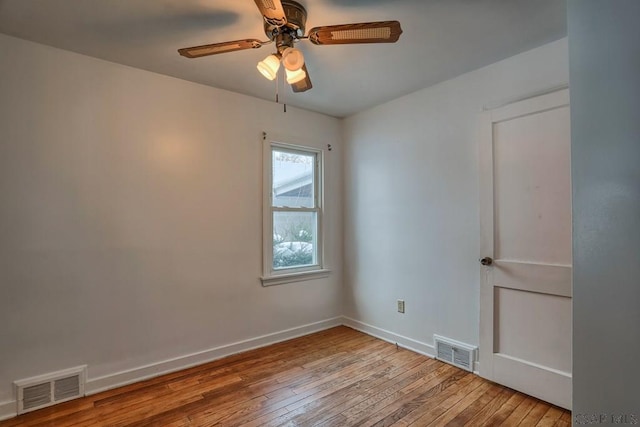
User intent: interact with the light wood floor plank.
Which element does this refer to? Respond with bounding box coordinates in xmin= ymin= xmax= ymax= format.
xmin=263 ymin=353 xmax=431 ymax=426
xmin=415 ymin=380 xmax=494 ymax=426
xmin=499 ymin=396 xmax=539 ymax=426
xmin=482 ymin=391 xmax=527 ymax=426
xmin=387 ymin=375 xmax=485 ymax=427
xmin=554 ymin=411 xmax=572 ymax=427
xmin=518 ymin=401 xmax=554 ymax=426
xmin=535 ymin=406 xmax=565 ymax=427
xmin=355 ymin=369 xmax=470 ymax=427
xmin=0 ymin=326 xmax=570 ymax=427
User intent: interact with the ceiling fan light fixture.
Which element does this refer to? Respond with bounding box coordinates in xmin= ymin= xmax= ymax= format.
xmin=178 ymin=0 xmax=404 ymax=94
xmin=257 ymin=54 xmax=281 ymax=80
xmin=281 ymin=47 xmax=305 ymax=71
xmin=286 ymin=67 xmax=307 ymax=84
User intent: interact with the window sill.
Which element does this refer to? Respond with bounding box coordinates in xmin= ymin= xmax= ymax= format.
xmin=261 ymin=269 xmax=331 ymax=287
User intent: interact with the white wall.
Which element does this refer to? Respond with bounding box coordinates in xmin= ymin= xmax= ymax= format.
xmin=0 ymin=30 xmax=577 ymax=418
xmin=0 ymin=34 xmax=342 ymax=409
xmin=569 ymin=0 xmax=640 ymax=419
xmin=343 ymin=39 xmax=568 ymax=352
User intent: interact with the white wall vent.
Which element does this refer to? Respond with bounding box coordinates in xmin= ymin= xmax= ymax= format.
xmin=434 ymin=335 xmax=477 ymax=372
xmin=14 ymin=366 xmax=87 ymax=414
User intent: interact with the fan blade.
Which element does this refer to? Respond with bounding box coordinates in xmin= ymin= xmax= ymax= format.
xmin=308 ymin=21 xmax=402 ymax=45
xmin=178 ymin=39 xmax=263 ymax=58
xmin=253 ymin=0 xmax=287 ymax=27
xmin=291 ymin=64 xmax=312 ymax=93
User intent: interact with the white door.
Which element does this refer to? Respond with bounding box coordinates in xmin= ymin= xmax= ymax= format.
xmin=478 ymin=89 xmax=572 ymax=410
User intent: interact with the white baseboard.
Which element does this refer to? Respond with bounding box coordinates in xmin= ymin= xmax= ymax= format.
xmin=85 ymin=316 xmax=342 ymax=395
xmin=0 ymin=316 xmax=436 ymax=422
xmin=342 ymin=317 xmax=435 ymax=358
xmin=0 ymin=399 xmax=16 ymax=421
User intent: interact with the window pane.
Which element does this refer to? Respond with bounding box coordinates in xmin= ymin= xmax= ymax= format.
xmin=273 ymin=211 xmax=317 ymax=269
xmin=272 ymin=149 xmax=315 ymax=208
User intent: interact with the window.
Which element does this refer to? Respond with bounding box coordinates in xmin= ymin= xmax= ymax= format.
xmin=261 ymin=134 xmax=329 ymax=286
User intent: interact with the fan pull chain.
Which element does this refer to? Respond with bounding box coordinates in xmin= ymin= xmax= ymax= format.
xmin=275 ymin=70 xmax=279 ymax=104
xmin=272 ymin=67 xmax=287 ymax=113
xmin=277 ymin=66 xmax=286 ymax=113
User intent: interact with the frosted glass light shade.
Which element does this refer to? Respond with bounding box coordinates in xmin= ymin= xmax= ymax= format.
xmin=257 ymin=54 xmax=281 ymax=80
xmin=286 ymin=67 xmax=306 ymax=84
xmin=282 ymin=48 xmax=305 ymax=71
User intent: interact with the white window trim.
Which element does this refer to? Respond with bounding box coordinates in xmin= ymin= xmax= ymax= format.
xmin=261 ymin=132 xmax=329 ymax=286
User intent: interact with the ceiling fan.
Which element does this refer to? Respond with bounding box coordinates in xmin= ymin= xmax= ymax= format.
xmin=178 ymin=0 xmax=403 ymax=93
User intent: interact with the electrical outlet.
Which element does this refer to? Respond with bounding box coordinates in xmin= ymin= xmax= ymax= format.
xmin=397 ymin=299 xmax=405 ymax=313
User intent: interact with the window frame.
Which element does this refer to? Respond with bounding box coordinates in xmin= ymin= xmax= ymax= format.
xmin=261 ymin=133 xmax=329 ymax=286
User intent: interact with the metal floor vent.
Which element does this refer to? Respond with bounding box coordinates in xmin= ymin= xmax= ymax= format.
xmin=434 ymin=335 xmax=477 ymax=372
xmin=15 ymin=366 xmax=87 ymax=414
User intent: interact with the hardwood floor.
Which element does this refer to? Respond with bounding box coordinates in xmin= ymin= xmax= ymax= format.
xmin=0 ymin=326 xmax=570 ymax=426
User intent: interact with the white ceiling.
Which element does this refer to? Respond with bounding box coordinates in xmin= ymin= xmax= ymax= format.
xmin=0 ymin=0 xmax=566 ymax=118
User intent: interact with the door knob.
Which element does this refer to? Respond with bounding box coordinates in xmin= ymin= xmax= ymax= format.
xmin=480 ymin=257 xmax=493 ymax=266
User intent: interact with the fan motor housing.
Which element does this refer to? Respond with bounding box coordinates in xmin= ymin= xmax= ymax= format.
xmin=264 ymin=0 xmax=307 ymax=40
